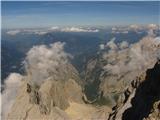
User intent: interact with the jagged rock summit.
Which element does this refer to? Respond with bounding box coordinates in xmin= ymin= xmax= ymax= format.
xmin=7 ymin=62 xmax=84 ymax=119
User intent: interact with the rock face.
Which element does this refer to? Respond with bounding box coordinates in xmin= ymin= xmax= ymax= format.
xmin=109 ymin=60 xmax=160 ymax=120
xmin=65 ymin=101 xmax=111 ymax=120
xmin=7 ymin=81 xmax=70 ymax=120
xmin=144 ymin=101 xmax=160 ymax=120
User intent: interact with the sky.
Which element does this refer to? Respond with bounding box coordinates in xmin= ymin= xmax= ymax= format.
xmin=2 ymin=1 xmax=160 ymax=28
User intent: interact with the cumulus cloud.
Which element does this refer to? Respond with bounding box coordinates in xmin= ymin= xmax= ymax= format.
xmin=99 ymin=38 xmax=129 ymax=51
xmin=1 ymin=73 xmax=23 ymax=119
xmin=102 ymin=34 xmax=160 ymax=79
xmin=24 ymin=42 xmax=70 ymax=85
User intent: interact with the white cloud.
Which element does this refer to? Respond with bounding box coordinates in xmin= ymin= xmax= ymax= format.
xmin=103 ymin=34 xmax=160 ymax=78
xmin=112 ymin=27 xmax=117 ymax=31
xmin=24 ymin=42 xmax=71 ymax=85
xmin=106 ymin=37 xmax=118 ymax=51
xmin=50 ymin=26 xmax=59 ymax=30
xmin=148 ymin=24 xmax=159 ymax=30
xmin=34 ymin=31 xmax=48 ymax=35
xmin=119 ymin=41 xmax=129 ymax=49
xmin=1 ymin=73 xmax=23 ymax=120
xmin=6 ymin=27 xmax=99 ymax=36
xmin=60 ymin=27 xmax=99 ymax=32
xmin=111 ymin=27 xmax=129 ymax=34
xmin=129 ymin=24 xmax=139 ymax=30
xmin=50 ymin=26 xmax=99 ymax=32
xmin=99 ymin=44 xmax=105 ymax=50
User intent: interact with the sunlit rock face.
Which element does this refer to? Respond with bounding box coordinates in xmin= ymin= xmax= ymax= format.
xmin=7 ymin=69 xmax=84 ymax=120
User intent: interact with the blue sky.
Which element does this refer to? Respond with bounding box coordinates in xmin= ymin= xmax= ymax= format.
xmin=2 ymin=1 xmax=160 ymax=28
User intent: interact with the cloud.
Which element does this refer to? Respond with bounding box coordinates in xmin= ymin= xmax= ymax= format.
xmin=6 ymin=29 xmax=48 ymax=36
xmin=34 ymin=31 xmax=48 ymax=35
xmin=1 ymin=73 xmax=23 ymax=120
xmin=99 ymin=38 xmax=129 ymax=51
xmin=147 ymin=24 xmax=159 ymax=30
xmin=102 ymin=34 xmax=160 ymax=79
xmin=6 ymin=27 xmax=99 ymax=36
xmin=129 ymin=24 xmax=139 ymax=31
xmin=50 ymin=26 xmax=59 ymax=31
xmin=24 ymin=42 xmax=71 ymax=85
xmin=50 ymin=26 xmax=99 ymax=32
xmin=111 ymin=24 xmax=159 ymax=34
xmin=60 ymin=27 xmax=99 ymax=32
xmin=119 ymin=41 xmax=129 ymax=49
xmin=106 ymin=37 xmax=118 ymax=51
xmin=6 ymin=30 xmax=21 ymax=35
xmin=99 ymin=44 xmax=105 ymax=50
xmin=111 ymin=27 xmax=129 ymax=34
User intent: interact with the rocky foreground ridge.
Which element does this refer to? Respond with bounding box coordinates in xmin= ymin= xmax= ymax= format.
xmin=7 ymin=60 xmax=160 ymax=120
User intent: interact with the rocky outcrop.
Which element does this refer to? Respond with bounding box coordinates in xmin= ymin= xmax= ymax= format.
xmin=7 ymin=63 xmax=84 ymax=119
xmin=109 ymin=60 xmax=160 ymax=120
xmin=144 ymin=101 xmax=160 ymax=120
xmin=65 ymin=101 xmax=111 ymax=120
xmin=7 ymin=80 xmax=70 ymax=120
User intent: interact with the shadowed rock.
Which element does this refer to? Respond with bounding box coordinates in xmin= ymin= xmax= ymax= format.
xmin=122 ymin=61 xmax=160 ymax=120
